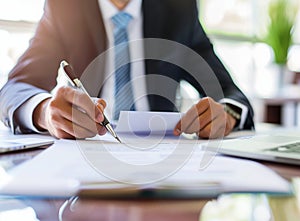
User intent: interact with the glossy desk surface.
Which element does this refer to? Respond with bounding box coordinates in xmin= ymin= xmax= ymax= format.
xmin=0 ymin=124 xmax=300 ymax=221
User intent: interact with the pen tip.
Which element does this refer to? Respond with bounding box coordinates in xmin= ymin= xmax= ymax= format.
xmin=116 ymin=136 xmax=122 ymax=143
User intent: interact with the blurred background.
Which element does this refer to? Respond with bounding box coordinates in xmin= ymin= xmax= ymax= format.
xmin=0 ymin=0 xmax=299 ymax=127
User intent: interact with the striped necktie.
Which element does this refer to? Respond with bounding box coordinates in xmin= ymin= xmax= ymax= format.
xmin=112 ymin=12 xmax=135 ymax=120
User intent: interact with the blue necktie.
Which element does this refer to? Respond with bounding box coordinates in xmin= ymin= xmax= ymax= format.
xmin=112 ymin=12 xmax=135 ymax=120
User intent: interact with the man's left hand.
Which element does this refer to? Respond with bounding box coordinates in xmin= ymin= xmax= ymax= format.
xmin=173 ymin=97 xmax=236 ymax=139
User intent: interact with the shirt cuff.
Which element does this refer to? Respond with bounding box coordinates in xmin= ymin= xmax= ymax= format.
xmin=17 ymin=93 xmax=52 ymax=133
xmin=219 ymin=98 xmax=248 ymax=130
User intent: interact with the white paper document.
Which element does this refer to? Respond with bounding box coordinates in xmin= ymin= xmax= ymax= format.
xmin=0 ymin=111 xmax=292 ymax=198
xmin=115 ymin=111 xmax=182 ymax=135
xmin=0 ymin=137 xmax=291 ymax=198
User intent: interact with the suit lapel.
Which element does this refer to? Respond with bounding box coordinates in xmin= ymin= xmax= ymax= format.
xmin=142 ymin=0 xmax=164 ymax=40
xmin=79 ymin=0 xmax=108 ymax=97
xmin=142 ymin=0 xmax=166 ymax=111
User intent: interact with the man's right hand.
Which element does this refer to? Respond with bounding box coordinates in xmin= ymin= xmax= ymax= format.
xmin=33 ymin=86 xmax=107 ymax=139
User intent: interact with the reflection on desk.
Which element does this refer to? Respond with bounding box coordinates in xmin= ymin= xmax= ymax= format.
xmin=59 ymin=198 xmax=206 ymax=221
xmin=1 ymin=191 xmax=300 ymax=221
xmin=0 ymin=197 xmax=207 ymax=221
xmin=0 ymin=199 xmax=39 ymax=220
xmin=201 ymin=178 xmax=300 ymax=221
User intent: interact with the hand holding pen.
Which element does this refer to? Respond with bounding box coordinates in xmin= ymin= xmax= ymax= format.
xmin=33 ymin=61 xmax=120 ymax=142
xmin=59 ymin=60 xmax=121 ymax=142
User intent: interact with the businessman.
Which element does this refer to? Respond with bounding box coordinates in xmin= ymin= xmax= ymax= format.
xmin=0 ymin=0 xmax=255 ymax=139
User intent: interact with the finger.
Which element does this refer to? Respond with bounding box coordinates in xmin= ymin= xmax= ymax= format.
xmin=48 ymin=95 xmax=100 ymax=135
xmin=174 ymin=99 xmax=210 ymax=136
xmin=176 ymin=97 xmax=216 ymax=134
xmin=175 ymin=106 xmax=201 ymax=135
xmin=173 ymin=120 xmax=182 ymax=136
xmin=185 ymin=104 xmax=224 ymax=134
xmin=97 ymin=125 xmax=107 ymax=135
xmin=47 ymin=114 xmax=95 ymax=139
xmin=61 ymin=116 xmax=98 ymax=139
xmin=198 ymin=114 xmax=226 ymax=139
xmin=47 ymin=117 xmax=72 ymax=139
xmin=58 ymin=87 xmax=104 ymax=123
xmin=61 ymin=104 xmax=100 ymax=135
xmin=69 ymin=103 xmax=107 ymax=136
xmin=214 ymin=123 xmax=227 ymax=138
xmin=198 ymin=103 xmax=224 ymax=128
xmin=183 ymin=108 xmax=211 ymax=134
xmin=95 ymin=102 xmax=105 ymax=118
xmin=63 ymin=118 xmax=106 ymax=138
xmin=203 ymin=122 xmax=226 ymax=139
xmin=179 ymin=98 xmax=211 ymax=132
xmin=96 ymin=99 xmax=107 ymax=110
xmin=52 ymin=129 xmax=75 ymax=140
xmin=95 ymin=100 xmax=108 ymax=135
xmin=70 ymin=108 xmax=107 ymax=136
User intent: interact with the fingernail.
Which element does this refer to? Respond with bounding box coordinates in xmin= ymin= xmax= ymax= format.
xmin=174 ymin=128 xmax=181 ymax=136
xmin=96 ymin=103 xmax=103 ymax=112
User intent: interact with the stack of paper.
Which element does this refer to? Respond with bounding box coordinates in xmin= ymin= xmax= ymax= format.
xmin=0 ymin=111 xmax=292 ymax=198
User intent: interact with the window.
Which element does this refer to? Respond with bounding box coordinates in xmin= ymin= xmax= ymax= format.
xmin=199 ymin=0 xmax=300 ymax=96
xmin=200 ymin=0 xmax=300 ymax=43
xmin=0 ymin=0 xmax=44 ymax=22
xmin=0 ymin=0 xmax=44 ymax=87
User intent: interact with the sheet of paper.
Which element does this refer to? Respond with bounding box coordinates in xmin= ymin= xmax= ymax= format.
xmin=115 ymin=111 xmax=182 ymax=135
xmin=0 ymin=136 xmax=291 ymax=198
xmin=0 ymin=112 xmax=292 ymax=198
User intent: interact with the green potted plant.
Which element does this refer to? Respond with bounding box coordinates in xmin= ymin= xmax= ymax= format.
xmin=265 ymin=0 xmax=297 ymax=64
xmin=264 ymin=0 xmax=298 ymax=87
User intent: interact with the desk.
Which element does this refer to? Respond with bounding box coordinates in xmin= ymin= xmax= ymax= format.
xmin=0 ymin=124 xmax=300 ymax=221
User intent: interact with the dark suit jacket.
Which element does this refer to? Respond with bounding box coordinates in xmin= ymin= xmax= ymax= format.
xmin=0 ymin=0 xmax=255 ymax=133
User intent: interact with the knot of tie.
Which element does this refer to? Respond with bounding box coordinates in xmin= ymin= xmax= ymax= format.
xmin=111 ymin=12 xmax=132 ymax=30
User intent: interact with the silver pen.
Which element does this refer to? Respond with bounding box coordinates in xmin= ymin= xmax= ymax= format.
xmin=59 ymin=60 xmax=121 ymax=143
